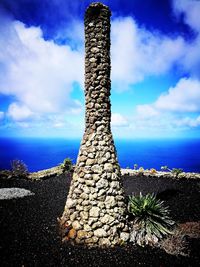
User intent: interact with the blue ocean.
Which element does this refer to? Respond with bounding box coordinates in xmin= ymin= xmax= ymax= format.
xmin=0 ymin=137 xmax=200 ymax=173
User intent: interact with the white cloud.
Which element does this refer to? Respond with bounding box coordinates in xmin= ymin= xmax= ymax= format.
xmin=112 ymin=111 xmax=179 ymax=138
xmin=155 ymin=78 xmax=200 ymax=112
xmin=8 ymin=102 xmax=33 ymax=121
xmin=131 ymin=77 xmax=200 ymax=137
xmin=175 ymin=116 xmax=200 ymax=128
xmin=136 ymin=104 xmax=160 ymax=118
xmin=111 ymin=6 xmax=200 ymax=91
xmin=111 ymin=113 xmax=129 ymax=127
xmin=1 ymin=13 xmax=199 ymax=119
xmin=173 ymin=0 xmax=200 ymax=32
xmin=172 ymin=0 xmax=200 ymax=77
xmin=55 ymin=19 xmax=84 ymax=50
xmin=111 ymin=17 xmax=185 ymax=90
xmin=128 ymin=1 xmax=200 ymax=137
xmin=0 ymin=18 xmax=84 ymax=120
xmin=123 ymin=111 xmax=200 ymax=138
xmin=137 ymin=78 xmax=200 ymax=115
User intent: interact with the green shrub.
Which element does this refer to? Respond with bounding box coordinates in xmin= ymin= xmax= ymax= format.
xmin=61 ymin=157 xmax=73 ymax=172
xmin=11 ymin=159 xmax=29 ymax=178
xmin=171 ymin=168 xmax=183 ymax=178
xmin=128 ymin=193 xmax=175 ymax=246
xmin=161 ymin=166 xmax=183 ymax=178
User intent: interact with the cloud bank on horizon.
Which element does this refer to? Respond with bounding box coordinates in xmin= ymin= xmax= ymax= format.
xmin=0 ymin=0 xmax=200 ymax=138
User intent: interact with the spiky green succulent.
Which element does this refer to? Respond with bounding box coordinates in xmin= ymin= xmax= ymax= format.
xmin=128 ymin=193 xmax=175 ymax=245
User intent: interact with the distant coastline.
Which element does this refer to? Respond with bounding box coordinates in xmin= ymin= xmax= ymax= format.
xmin=1 ymin=137 xmax=200 ymax=173
xmin=28 ymin=166 xmax=200 ymax=180
xmin=1 ymin=165 xmax=200 ymax=181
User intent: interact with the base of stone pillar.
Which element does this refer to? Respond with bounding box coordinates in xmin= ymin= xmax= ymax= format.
xmin=59 ymin=166 xmax=130 ymax=246
xmin=58 ymin=216 xmax=130 ymax=247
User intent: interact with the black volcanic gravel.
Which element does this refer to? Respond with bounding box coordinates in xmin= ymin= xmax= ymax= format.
xmin=0 ymin=173 xmax=200 ymax=267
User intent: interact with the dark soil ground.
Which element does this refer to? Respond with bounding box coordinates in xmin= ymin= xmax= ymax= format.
xmin=0 ymin=173 xmax=200 ymax=267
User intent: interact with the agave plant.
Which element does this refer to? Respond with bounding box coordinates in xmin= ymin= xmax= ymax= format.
xmin=128 ymin=193 xmax=175 ymax=246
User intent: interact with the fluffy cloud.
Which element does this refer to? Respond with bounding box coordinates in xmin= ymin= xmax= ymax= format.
xmin=55 ymin=19 xmax=84 ymax=49
xmin=0 ymin=17 xmax=84 ymax=121
xmin=111 ymin=1 xmax=200 ymax=91
xmin=133 ymin=78 xmax=200 ymax=137
xmin=8 ymin=102 xmax=33 ymax=121
xmin=136 ymin=105 xmax=160 ymax=118
xmin=111 ymin=17 xmax=185 ymax=90
xmin=175 ymin=116 xmax=200 ymax=128
xmin=130 ymin=2 xmax=200 ymax=136
xmin=111 ymin=113 xmax=129 ymax=127
xmin=137 ymin=78 xmax=200 ymax=114
xmin=155 ymin=78 xmax=200 ymax=112
xmin=173 ymin=0 xmax=200 ymax=32
xmin=172 ymin=0 xmax=200 ymax=77
xmin=1 ymin=11 xmax=199 ymax=118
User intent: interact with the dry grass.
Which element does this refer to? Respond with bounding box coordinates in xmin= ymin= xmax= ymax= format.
xmin=159 ymin=221 xmax=200 ymax=256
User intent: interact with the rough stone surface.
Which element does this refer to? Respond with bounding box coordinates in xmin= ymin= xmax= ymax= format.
xmin=120 ymin=169 xmax=200 ymax=179
xmin=89 ymin=207 xmax=100 ymax=218
xmin=120 ymin=232 xmax=130 ymax=242
xmin=68 ymin=228 xmax=77 ymax=239
xmin=61 ymin=2 xmax=128 ymax=247
xmin=29 ymin=165 xmax=64 ymax=180
xmin=72 ymin=221 xmax=82 ymax=231
xmin=94 ymin=228 xmax=107 ymax=238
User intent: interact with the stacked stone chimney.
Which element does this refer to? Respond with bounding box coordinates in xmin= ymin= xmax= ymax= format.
xmin=60 ymin=2 xmax=129 ymax=247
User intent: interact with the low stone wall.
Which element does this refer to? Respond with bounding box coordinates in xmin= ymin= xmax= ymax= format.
xmin=29 ymin=166 xmax=64 ymax=180
xmin=121 ymin=169 xmax=200 ymax=180
xmin=1 ymin=167 xmax=199 ymax=181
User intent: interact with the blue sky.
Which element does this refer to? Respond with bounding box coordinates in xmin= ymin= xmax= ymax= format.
xmin=0 ymin=0 xmax=200 ymax=139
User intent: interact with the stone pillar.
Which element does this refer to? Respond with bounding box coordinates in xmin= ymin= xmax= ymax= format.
xmin=60 ymin=2 xmax=129 ymax=247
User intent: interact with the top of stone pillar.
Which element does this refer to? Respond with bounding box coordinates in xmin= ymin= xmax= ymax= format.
xmin=85 ymin=2 xmax=111 ymax=19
